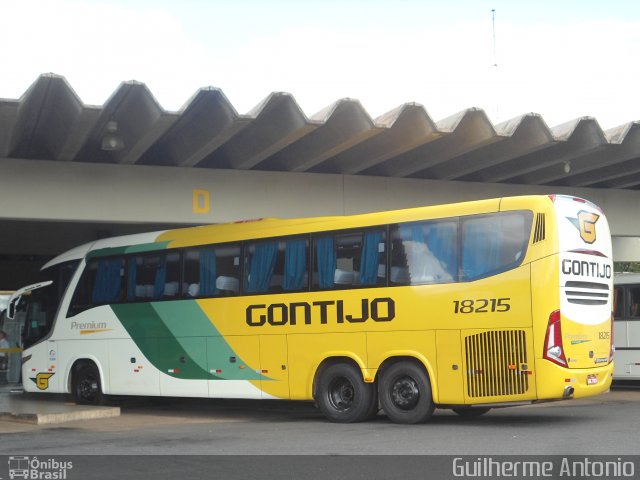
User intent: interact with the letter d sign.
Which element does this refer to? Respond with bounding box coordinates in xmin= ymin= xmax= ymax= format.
xmin=193 ymin=189 xmax=210 ymax=214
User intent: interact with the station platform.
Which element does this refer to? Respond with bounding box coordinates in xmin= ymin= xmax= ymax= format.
xmin=0 ymin=383 xmax=120 ymax=425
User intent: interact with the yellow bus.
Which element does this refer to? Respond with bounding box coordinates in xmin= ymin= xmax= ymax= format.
xmin=9 ymin=194 xmax=614 ymax=423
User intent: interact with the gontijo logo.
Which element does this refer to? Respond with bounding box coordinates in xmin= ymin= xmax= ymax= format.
xmin=567 ymin=210 xmax=600 ymax=244
xmin=29 ymin=372 xmax=54 ymax=390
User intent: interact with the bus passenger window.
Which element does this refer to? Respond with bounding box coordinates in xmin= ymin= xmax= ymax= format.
xmin=184 ymin=245 xmax=241 ymax=298
xmin=613 ymin=286 xmax=624 ymax=319
xmin=335 ymin=234 xmax=361 ymax=286
xmin=390 ymin=221 xmax=457 ymax=285
xmin=461 ymin=211 xmax=532 ymax=281
xmin=280 ymin=238 xmax=309 ymax=292
xmin=69 ymin=257 xmax=125 ymax=315
xmin=244 ymin=241 xmax=279 ymax=294
xmin=629 ymin=287 xmax=640 ymax=318
xmin=244 ymin=238 xmax=309 ymax=294
xmin=126 ymin=252 xmax=180 ymax=301
xmin=312 ymin=231 xmax=385 ymax=290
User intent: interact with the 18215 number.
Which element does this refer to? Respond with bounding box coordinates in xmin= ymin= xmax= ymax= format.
xmin=453 ymin=298 xmax=511 ymax=314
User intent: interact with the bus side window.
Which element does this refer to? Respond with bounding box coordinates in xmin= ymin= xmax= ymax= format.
xmin=216 ymin=246 xmax=241 ymax=295
xmin=613 ymin=286 xmax=624 ymax=319
xmin=461 ymin=211 xmax=531 ymax=281
xmin=390 ymin=221 xmax=457 ymax=285
xmin=279 ymin=238 xmax=309 ymax=292
xmin=244 ymin=240 xmax=280 ymax=294
xmin=312 ymin=230 xmax=385 ymax=290
xmin=184 ymin=245 xmax=241 ymax=298
xmin=68 ymin=257 xmax=124 ymax=316
xmin=126 ymin=253 xmax=180 ymax=301
xmin=629 ymin=287 xmax=640 ymax=318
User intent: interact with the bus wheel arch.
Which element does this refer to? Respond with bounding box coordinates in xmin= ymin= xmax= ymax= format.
xmin=313 ymin=357 xmax=378 ymax=423
xmin=377 ymin=357 xmax=435 ymax=424
xmin=69 ymin=359 xmax=108 ymax=406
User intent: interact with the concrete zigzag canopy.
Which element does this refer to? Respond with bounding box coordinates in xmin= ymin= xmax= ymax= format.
xmin=1 ymin=73 xmax=639 ymax=189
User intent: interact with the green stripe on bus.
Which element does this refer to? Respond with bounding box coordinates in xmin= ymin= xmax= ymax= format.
xmin=125 ymin=241 xmax=171 ymax=254
xmin=88 ymin=241 xmax=170 ymax=259
xmin=111 ymin=301 xmax=266 ymax=381
xmin=151 ymin=301 xmax=266 ymax=381
xmin=111 ymin=302 xmax=215 ymax=380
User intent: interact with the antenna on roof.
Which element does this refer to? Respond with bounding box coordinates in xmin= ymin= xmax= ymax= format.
xmin=491 ymin=9 xmax=498 ymax=67
xmin=491 ymin=8 xmax=499 ymax=122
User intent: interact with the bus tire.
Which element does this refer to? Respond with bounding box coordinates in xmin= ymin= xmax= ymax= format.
xmin=452 ymin=407 xmax=491 ymax=417
xmin=379 ymin=361 xmax=434 ymax=424
xmin=316 ymin=363 xmax=376 ymax=423
xmin=72 ymin=363 xmax=107 ymax=406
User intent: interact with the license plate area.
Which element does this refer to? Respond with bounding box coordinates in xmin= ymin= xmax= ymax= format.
xmin=587 ymin=374 xmax=598 ymax=385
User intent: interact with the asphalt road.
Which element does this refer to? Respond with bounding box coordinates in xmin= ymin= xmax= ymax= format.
xmin=0 ymin=383 xmax=639 ymax=479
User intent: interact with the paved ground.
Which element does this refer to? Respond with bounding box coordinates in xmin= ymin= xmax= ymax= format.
xmin=1 ymin=383 xmax=638 ymax=479
xmin=1 ymin=382 xmax=639 ymax=455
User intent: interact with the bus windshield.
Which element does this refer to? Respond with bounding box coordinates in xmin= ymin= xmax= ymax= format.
xmin=19 ymin=260 xmax=79 ymax=348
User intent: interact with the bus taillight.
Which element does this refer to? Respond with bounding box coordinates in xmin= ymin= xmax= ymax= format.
xmin=543 ymin=310 xmax=567 ymax=367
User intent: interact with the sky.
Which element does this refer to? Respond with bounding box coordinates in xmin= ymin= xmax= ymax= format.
xmin=1 ymin=0 xmax=639 ymax=130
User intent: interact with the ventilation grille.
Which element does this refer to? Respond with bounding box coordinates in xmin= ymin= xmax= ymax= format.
xmin=564 ymin=280 xmax=609 ymax=305
xmin=464 ymin=330 xmax=529 ymax=398
xmin=533 ymin=213 xmax=546 ymax=243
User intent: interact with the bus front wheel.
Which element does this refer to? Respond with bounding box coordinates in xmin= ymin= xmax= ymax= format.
xmin=316 ymin=363 xmax=377 ymax=423
xmin=71 ymin=363 xmax=107 ymax=406
xmin=379 ymin=361 xmax=434 ymax=424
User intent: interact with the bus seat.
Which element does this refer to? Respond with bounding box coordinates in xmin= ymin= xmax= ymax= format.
xmin=187 ymin=283 xmax=200 ymax=297
xmin=164 ymin=281 xmax=179 ymax=297
xmin=216 ymin=276 xmax=239 ymax=295
xmin=390 ymin=266 xmax=410 ymax=284
xmin=334 ymin=269 xmax=354 ymax=285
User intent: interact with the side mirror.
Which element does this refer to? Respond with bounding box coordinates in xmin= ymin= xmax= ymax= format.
xmin=7 ymin=295 xmax=19 ymax=320
xmin=6 ymin=280 xmax=53 ymax=320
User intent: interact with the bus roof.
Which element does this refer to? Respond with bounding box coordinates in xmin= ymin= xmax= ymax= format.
xmin=42 ymin=230 xmax=167 ymax=270
xmin=41 ymin=194 xmax=564 ymax=269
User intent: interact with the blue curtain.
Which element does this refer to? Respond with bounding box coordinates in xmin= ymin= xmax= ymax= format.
xmin=360 ymin=231 xmax=382 ymax=285
xmin=126 ymin=257 xmax=137 ymax=300
xmin=246 ymin=242 xmax=278 ymax=293
xmin=399 ymin=225 xmax=426 ymax=244
xmin=316 ymin=236 xmax=336 ymax=289
xmin=153 ymin=256 xmax=167 ymax=299
xmin=92 ymin=258 xmax=122 ymax=303
xmin=283 ymin=239 xmax=307 ymax=290
xmin=199 ymin=249 xmax=218 ymax=296
xmin=462 ymin=220 xmax=501 ymax=280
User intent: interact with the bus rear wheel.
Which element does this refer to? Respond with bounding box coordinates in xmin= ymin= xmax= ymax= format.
xmin=379 ymin=361 xmax=434 ymax=424
xmin=316 ymin=363 xmax=377 ymax=423
xmin=72 ymin=363 xmax=107 ymax=406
